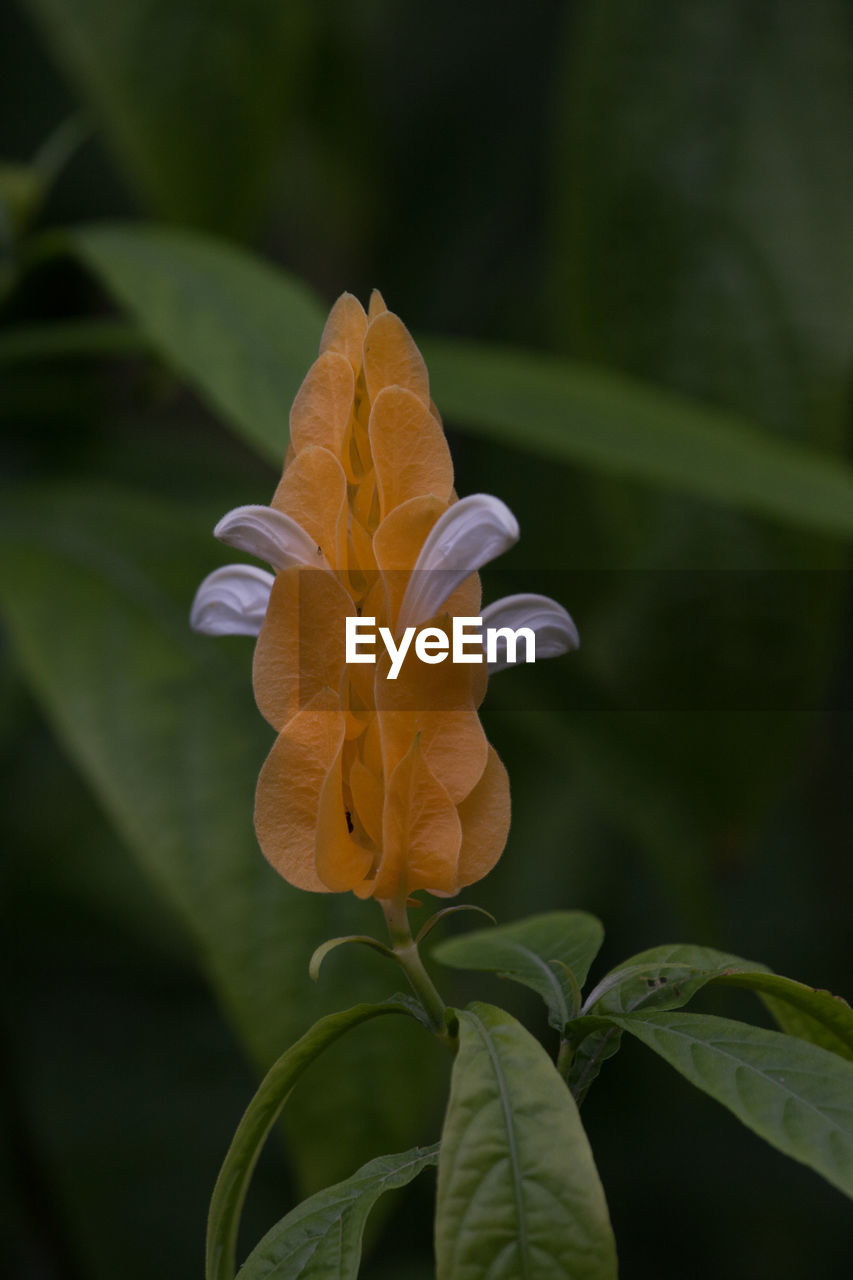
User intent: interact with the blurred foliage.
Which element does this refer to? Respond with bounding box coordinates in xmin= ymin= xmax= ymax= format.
xmin=1 ymin=2 xmax=852 ymax=1278
xmin=22 ymin=0 xmax=312 ymax=236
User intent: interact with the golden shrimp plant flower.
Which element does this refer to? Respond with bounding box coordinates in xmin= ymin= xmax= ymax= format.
xmin=191 ymin=292 xmax=578 ymax=905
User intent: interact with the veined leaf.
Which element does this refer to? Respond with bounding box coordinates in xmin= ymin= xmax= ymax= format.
xmin=565 ymin=944 xmax=763 ymax=1106
xmin=581 ymin=945 xmax=853 ymax=1061
xmin=566 ymin=1027 xmax=624 ymax=1109
xmin=207 ymin=1003 xmax=414 ymax=1280
xmin=613 ymin=1010 xmax=853 ymax=1200
xmin=436 ymin=1002 xmax=618 ymax=1280
xmin=715 ymin=971 xmax=853 ymax=1061
xmin=235 ymin=1144 xmax=438 ymax=1280
xmin=433 ymin=911 xmax=604 ymax=1032
xmin=582 ymin=942 xmax=765 ymax=1017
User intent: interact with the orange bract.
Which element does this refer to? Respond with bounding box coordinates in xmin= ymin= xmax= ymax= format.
xmin=253 ymin=292 xmax=510 ymax=902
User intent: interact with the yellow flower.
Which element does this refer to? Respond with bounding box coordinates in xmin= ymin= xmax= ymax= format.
xmin=192 ymin=291 xmax=578 ymax=903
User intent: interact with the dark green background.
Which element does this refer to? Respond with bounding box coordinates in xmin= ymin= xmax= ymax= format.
xmin=1 ymin=2 xmax=851 ymax=1277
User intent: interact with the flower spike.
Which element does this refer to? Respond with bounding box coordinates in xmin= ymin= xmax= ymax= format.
xmin=193 ymin=293 xmax=577 ymax=902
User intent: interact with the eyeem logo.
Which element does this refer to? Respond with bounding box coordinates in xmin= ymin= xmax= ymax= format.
xmin=346 ymin=616 xmax=535 ymax=680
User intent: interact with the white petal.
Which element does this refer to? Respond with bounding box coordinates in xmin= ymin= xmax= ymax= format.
xmin=190 ymin=564 xmax=274 ymax=636
xmin=398 ymin=494 xmax=520 ymax=630
xmin=481 ymin=592 xmax=579 ymax=673
xmin=214 ymin=504 xmax=329 ymax=572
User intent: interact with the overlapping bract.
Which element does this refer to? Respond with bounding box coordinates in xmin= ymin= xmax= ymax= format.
xmin=192 ymin=292 xmax=578 ymax=901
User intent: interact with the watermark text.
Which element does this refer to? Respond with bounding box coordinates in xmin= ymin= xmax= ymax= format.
xmin=346 ymin=616 xmax=535 ymax=679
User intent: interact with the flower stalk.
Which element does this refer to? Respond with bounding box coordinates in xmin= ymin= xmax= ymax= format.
xmin=381 ymin=897 xmax=456 ymax=1049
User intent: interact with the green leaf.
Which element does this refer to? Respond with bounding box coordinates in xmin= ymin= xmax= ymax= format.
xmin=565 ymin=944 xmax=763 ymax=1106
xmin=613 ymin=1010 xmax=853 ymax=1200
xmin=66 ymin=224 xmax=325 ymax=463
xmin=546 ymin=0 xmax=852 ymax=934
xmin=580 ymin=946 xmax=853 ymax=1061
xmin=235 ymin=1144 xmax=438 ymax=1280
xmin=715 ymin=971 xmax=853 ymax=1061
xmin=414 ymin=903 xmax=496 ymax=947
xmin=0 ymin=163 xmax=43 ymax=241
xmin=568 ymin=948 xmax=853 ymax=1103
xmin=64 ymin=222 xmax=853 ymax=540
xmin=308 ymin=935 xmax=395 ymax=983
xmin=436 ymin=1003 xmax=617 ymax=1280
xmin=582 ymin=942 xmax=765 ymax=1017
xmin=555 ymin=0 xmax=853 ymax=447
xmin=565 ymin=1027 xmax=624 ymax=1109
xmin=0 ymin=483 xmax=434 ymax=1193
xmin=0 ymin=116 xmax=89 ymax=245
xmin=422 ymin=338 xmax=853 ymax=539
xmin=23 ymin=0 xmax=311 ymax=235
xmin=433 ymin=911 xmax=605 ymax=1032
xmin=207 ymin=1002 xmax=414 ymax=1280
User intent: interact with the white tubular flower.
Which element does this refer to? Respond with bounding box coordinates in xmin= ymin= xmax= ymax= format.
xmin=214 ymin=505 xmax=330 ymax=572
xmin=480 ymin=592 xmax=580 ymax=673
xmin=190 ymin=564 xmax=275 ymax=637
xmin=398 ymin=494 xmax=520 ymax=631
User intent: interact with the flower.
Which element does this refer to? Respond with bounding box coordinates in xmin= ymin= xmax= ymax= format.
xmin=192 ymin=291 xmax=578 ymax=903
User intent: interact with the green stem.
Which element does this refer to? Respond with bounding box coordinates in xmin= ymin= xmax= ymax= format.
xmin=556 ymin=1037 xmax=574 ymax=1081
xmin=380 ymin=898 xmax=456 ymax=1050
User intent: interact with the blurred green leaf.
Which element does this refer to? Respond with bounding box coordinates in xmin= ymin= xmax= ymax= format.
xmin=22 ymin=0 xmax=312 ymax=235
xmin=67 ymin=224 xmax=325 ymax=461
xmin=555 ymin=0 xmax=853 ymax=443
xmin=436 ymin=1003 xmax=618 ymax=1280
xmin=546 ymin=0 xmax=853 ymax=928
xmin=64 ymin=223 xmax=853 ymax=538
xmin=235 ymin=1143 xmax=438 ymax=1280
xmin=613 ymin=1011 xmax=853 ymax=1199
xmin=433 ymin=911 xmax=604 ymax=1032
xmin=423 ymin=338 xmax=853 ymax=539
xmin=0 ymin=163 xmax=43 ymax=240
xmin=0 ymin=482 xmax=434 ymax=1193
xmin=207 ymin=1003 xmax=415 ymax=1280
xmin=0 ymin=115 xmax=90 ymax=246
